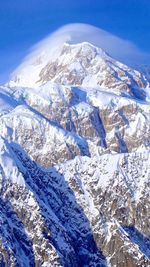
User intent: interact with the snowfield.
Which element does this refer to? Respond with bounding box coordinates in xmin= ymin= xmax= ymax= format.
xmin=0 ymin=40 xmax=150 ymax=266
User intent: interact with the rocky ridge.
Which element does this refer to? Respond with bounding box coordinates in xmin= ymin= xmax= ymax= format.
xmin=0 ymin=42 xmax=150 ymax=266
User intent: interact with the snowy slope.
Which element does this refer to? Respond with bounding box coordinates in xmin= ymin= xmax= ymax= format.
xmin=0 ymin=81 xmax=149 ymax=167
xmin=0 ymin=138 xmax=150 ymax=266
xmin=0 ymin=41 xmax=150 ymax=266
xmin=9 ymin=42 xmax=150 ymax=102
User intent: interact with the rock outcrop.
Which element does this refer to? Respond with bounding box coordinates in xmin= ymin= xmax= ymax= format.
xmin=0 ymin=42 xmax=150 ymax=266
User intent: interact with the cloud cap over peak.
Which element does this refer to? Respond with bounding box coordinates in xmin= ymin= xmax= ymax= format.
xmin=24 ymin=23 xmax=150 ymax=65
xmin=11 ymin=23 xmax=150 ymax=82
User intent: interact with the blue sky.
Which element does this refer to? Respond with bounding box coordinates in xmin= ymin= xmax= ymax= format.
xmin=0 ymin=0 xmax=150 ymax=83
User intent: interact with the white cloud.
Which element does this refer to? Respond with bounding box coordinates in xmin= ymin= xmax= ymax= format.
xmin=11 ymin=23 xmax=150 ymax=83
xmin=25 ymin=23 xmax=150 ymax=66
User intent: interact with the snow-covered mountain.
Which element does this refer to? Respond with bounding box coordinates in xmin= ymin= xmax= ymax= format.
xmin=0 ymin=41 xmax=150 ymax=266
xmin=10 ymin=42 xmax=150 ymax=98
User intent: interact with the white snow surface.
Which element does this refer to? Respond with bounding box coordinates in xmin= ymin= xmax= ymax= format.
xmin=9 ymin=23 xmax=150 ymax=77
xmin=0 ymin=138 xmax=25 ymax=186
xmin=8 ymin=39 xmax=150 ymax=100
xmin=0 ymin=40 xmax=150 ymax=266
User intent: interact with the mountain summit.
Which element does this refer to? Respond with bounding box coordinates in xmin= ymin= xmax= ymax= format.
xmin=10 ymin=42 xmax=150 ymax=99
xmin=0 ymin=41 xmax=150 ymax=266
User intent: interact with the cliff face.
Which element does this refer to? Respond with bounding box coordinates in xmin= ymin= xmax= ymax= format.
xmin=0 ymin=42 xmax=150 ymax=266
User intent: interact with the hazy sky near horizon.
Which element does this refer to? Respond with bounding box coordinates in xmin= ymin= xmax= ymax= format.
xmin=0 ymin=0 xmax=150 ymax=83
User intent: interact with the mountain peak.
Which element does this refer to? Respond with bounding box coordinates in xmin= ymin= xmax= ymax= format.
xmin=9 ymin=41 xmax=108 ymax=87
xmin=8 ymin=41 xmax=150 ymax=103
xmin=1 ymin=31 xmax=150 ymax=266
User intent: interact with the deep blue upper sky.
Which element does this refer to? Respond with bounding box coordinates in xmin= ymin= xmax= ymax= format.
xmin=0 ymin=0 xmax=150 ymax=83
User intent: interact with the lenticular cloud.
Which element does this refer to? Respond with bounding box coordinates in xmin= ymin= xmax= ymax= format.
xmin=13 ymin=23 xmax=150 ymax=74
xmin=48 ymin=23 xmax=150 ymax=66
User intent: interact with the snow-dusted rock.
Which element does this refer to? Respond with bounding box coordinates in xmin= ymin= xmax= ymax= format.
xmin=0 ymin=41 xmax=150 ymax=266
